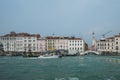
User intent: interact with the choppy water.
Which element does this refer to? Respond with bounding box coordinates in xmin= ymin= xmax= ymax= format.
xmin=0 ymin=56 xmax=120 ymax=80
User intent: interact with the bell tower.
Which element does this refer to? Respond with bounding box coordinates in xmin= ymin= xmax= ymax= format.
xmin=91 ymin=32 xmax=96 ymax=51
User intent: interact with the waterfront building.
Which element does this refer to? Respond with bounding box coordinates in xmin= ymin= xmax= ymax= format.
xmin=96 ymin=33 xmax=120 ymax=53
xmin=0 ymin=32 xmax=86 ymax=54
xmin=114 ymin=33 xmax=120 ymax=53
xmin=45 ymin=36 xmax=68 ymax=51
xmin=0 ymin=32 xmax=40 ymax=52
xmin=96 ymin=37 xmax=114 ymax=53
xmin=68 ymin=37 xmax=84 ymax=54
xmin=0 ymin=32 xmax=17 ymax=52
xmin=45 ymin=36 xmax=55 ymax=51
xmin=54 ymin=37 xmax=68 ymax=50
xmin=45 ymin=36 xmax=85 ymax=54
xmin=37 ymin=37 xmax=46 ymax=52
xmin=84 ymin=42 xmax=88 ymax=51
xmin=0 ymin=42 xmax=3 ymax=53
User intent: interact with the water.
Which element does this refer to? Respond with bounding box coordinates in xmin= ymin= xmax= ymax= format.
xmin=0 ymin=56 xmax=120 ymax=80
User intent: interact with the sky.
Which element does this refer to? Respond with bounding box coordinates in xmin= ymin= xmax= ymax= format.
xmin=0 ymin=0 xmax=120 ymax=46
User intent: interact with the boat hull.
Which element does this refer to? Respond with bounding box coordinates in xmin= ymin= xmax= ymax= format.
xmin=38 ymin=55 xmax=59 ymax=59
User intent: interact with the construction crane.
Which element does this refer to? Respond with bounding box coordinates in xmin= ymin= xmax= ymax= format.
xmin=102 ymin=31 xmax=112 ymax=38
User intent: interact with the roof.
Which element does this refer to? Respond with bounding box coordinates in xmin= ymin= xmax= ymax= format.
xmin=46 ymin=36 xmax=82 ymax=40
xmin=114 ymin=33 xmax=120 ymax=37
xmin=106 ymin=37 xmax=114 ymax=39
xmin=1 ymin=32 xmax=40 ymax=38
xmin=46 ymin=36 xmax=69 ymax=39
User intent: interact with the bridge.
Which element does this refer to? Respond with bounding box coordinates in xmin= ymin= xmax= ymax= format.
xmin=80 ymin=50 xmax=100 ymax=55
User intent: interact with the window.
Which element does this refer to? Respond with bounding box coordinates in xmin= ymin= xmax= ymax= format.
xmin=24 ymin=40 xmax=26 ymax=42
xmin=116 ymin=42 xmax=118 ymax=44
xmin=33 ymin=48 xmax=35 ymax=51
xmin=116 ymin=46 xmax=118 ymax=50
xmin=112 ymin=43 xmax=113 ymax=46
xmin=80 ymin=48 xmax=82 ymax=50
xmin=112 ymin=47 xmax=113 ymax=49
xmin=33 ymin=44 xmax=35 ymax=46
xmin=29 ymin=40 xmax=31 ymax=42
xmin=98 ymin=44 xmax=99 ymax=46
xmin=28 ymin=44 xmax=31 ymax=47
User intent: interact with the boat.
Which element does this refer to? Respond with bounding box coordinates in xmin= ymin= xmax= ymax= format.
xmin=38 ymin=54 xmax=61 ymax=59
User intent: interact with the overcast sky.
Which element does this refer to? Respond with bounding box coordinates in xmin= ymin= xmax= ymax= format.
xmin=0 ymin=0 xmax=120 ymax=46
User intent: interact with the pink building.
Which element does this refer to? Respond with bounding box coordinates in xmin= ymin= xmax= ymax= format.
xmin=37 ymin=38 xmax=46 ymax=52
xmin=54 ymin=37 xmax=68 ymax=50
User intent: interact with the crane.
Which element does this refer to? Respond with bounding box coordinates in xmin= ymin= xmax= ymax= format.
xmin=102 ymin=31 xmax=112 ymax=38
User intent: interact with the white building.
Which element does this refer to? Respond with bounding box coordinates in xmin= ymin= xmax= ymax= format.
xmin=0 ymin=32 xmax=40 ymax=52
xmin=96 ymin=37 xmax=114 ymax=52
xmin=96 ymin=33 xmax=120 ymax=53
xmin=114 ymin=33 xmax=120 ymax=53
xmin=0 ymin=37 xmax=16 ymax=52
xmin=68 ymin=37 xmax=84 ymax=54
xmin=23 ymin=36 xmax=38 ymax=52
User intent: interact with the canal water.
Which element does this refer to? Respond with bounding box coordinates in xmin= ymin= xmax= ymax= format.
xmin=0 ymin=56 xmax=120 ymax=80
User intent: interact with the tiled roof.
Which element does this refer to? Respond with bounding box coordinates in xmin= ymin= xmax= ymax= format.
xmin=1 ymin=32 xmax=40 ymax=38
xmin=46 ymin=36 xmax=82 ymax=40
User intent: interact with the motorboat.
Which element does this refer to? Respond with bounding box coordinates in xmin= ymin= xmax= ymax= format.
xmin=38 ymin=54 xmax=61 ymax=59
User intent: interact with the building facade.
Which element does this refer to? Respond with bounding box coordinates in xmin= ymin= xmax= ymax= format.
xmin=37 ymin=37 xmax=46 ymax=52
xmin=68 ymin=38 xmax=84 ymax=54
xmin=54 ymin=37 xmax=68 ymax=50
xmin=45 ymin=36 xmax=55 ymax=51
xmin=114 ymin=33 xmax=120 ymax=53
xmin=0 ymin=32 xmax=40 ymax=52
xmin=45 ymin=36 xmax=85 ymax=54
xmin=0 ymin=32 xmax=87 ymax=54
xmin=96 ymin=33 xmax=120 ymax=53
xmin=96 ymin=37 xmax=114 ymax=52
